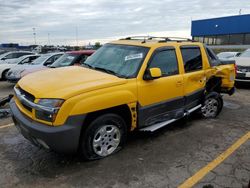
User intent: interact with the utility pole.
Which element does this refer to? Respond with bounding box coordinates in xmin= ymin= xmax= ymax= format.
xmin=32 ymin=28 xmax=37 ymax=45
xmin=75 ymin=26 xmax=79 ymax=46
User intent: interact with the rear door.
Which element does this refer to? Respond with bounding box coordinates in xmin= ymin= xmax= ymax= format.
xmin=180 ymin=46 xmax=206 ymax=109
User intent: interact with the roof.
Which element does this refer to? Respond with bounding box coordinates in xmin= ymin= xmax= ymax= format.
xmin=191 ymin=14 xmax=250 ymax=36
xmin=66 ymin=50 xmax=95 ymax=55
xmin=109 ymin=36 xmax=201 ymax=48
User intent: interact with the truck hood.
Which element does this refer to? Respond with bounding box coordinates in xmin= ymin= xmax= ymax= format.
xmin=18 ymin=66 xmax=127 ymax=99
xmin=234 ymin=57 xmax=250 ymax=66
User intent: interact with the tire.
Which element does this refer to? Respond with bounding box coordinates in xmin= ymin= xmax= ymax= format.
xmin=1 ymin=69 xmax=9 ymax=81
xmin=201 ymin=92 xmax=223 ymax=118
xmin=81 ymin=113 xmax=127 ymax=160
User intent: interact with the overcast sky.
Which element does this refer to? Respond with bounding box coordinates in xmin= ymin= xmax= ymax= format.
xmin=0 ymin=0 xmax=249 ymax=46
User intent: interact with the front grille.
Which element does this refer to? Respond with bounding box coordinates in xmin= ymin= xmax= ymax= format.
xmin=237 ymin=65 xmax=250 ymax=73
xmin=19 ymin=88 xmax=35 ymax=102
xmin=16 ymin=87 xmax=35 ymax=112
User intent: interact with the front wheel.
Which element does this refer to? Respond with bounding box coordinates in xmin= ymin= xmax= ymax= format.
xmin=81 ymin=113 xmax=127 ymax=160
xmin=201 ymin=92 xmax=223 ymax=118
xmin=1 ymin=69 xmax=9 ymax=81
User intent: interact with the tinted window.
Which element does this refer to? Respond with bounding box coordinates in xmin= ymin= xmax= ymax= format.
xmin=181 ymin=47 xmax=202 ymax=72
xmin=149 ymin=49 xmax=179 ymax=76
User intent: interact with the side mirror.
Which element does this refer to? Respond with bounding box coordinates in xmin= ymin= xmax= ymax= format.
xmin=144 ymin=68 xmax=162 ymax=80
xmin=44 ymin=61 xmax=53 ymax=66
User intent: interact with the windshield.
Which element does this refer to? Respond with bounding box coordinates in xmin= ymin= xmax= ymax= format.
xmin=32 ymin=54 xmax=51 ymax=65
xmin=51 ymin=53 xmax=78 ymax=67
xmin=82 ymin=44 xmax=149 ymax=78
xmin=239 ymin=50 xmax=250 ymax=58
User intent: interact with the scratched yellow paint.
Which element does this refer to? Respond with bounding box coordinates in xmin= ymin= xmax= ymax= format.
xmin=178 ymin=131 xmax=250 ymax=188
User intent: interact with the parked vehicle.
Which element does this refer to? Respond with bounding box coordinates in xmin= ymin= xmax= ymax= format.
xmin=0 ymin=50 xmax=7 ymax=55
xmin=0 ymin=54 xmax=40 ymax=81
xmin=234 ymin=49 xmax=250 ymax=83
xmin=7 ymin=51 xmax=94 ymax=83
xmin=217 ymin=51 xmax=241 ymax=60
xmin=10 ymin=37 xmax=235 ymax=160
xmin=50 ymin=50 xmax=95 ymax=68
xmin=0 ymin=51 xmax=34 ymax=64
xmin=6 ymin=52 xmax=63 ymax=82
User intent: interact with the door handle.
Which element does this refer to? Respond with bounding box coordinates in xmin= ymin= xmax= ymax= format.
xmin=176 ymin=81 xmax=183 ymax=87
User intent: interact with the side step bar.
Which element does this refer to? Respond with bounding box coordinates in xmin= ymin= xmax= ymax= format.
xmin=139 ymin=104 xmax=202 ymax=132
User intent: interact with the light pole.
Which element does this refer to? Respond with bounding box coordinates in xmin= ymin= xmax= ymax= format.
xmin=75 ymin=26 xmax=79 ymax=46
xmin=32 ymin=28 xmax=37 ymax=45
xmin=48 ymin=33 xmax=50 ymax=45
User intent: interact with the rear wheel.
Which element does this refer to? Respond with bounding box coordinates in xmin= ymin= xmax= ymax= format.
xmin=201 ymin=92 xmax=223 ymax=118
xmin=81 ymin=113 xmax=127 ymax=160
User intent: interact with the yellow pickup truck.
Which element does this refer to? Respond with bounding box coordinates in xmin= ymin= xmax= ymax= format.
xmin=10 ymin=37 xmax=235 ymax=160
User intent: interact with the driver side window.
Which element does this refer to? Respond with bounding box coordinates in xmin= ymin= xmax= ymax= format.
xmin=149 ymin=49 xmax=179 ymax=77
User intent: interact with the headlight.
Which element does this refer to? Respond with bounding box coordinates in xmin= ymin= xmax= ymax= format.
xmin=35 ymin=99 xmax=64 ymax=122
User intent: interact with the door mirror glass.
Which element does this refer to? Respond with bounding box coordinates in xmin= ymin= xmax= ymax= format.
xmin=144 ymin=68 xmax=162 ymax=80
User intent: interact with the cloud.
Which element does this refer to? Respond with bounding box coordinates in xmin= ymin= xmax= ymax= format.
xmin=0 ymin=0 xmax=249 ymax=45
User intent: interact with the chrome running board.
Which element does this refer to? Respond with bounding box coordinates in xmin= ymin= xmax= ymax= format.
xmin=140 ymin=104 xmax=202 ymax=132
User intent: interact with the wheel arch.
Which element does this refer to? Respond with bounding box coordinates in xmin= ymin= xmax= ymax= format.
xmin=1 ymin=68 xmax=10 ymax=80
xmin=83 ymin=104 xmax=133 ymax=133
xmin=205 ymin=76 xmax=222 ymax=93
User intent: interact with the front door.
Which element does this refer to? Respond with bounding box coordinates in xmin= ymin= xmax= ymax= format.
xmin=137 ymin=47 xmax=184 ymax=128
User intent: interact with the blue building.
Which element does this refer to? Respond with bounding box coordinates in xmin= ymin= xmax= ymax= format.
xmin=191 ymin=14 xmax=250 ymax=45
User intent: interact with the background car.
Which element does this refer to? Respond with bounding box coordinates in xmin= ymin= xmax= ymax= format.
xmin=0 ymin=54 xmax=40 ymax=81
xmin=18 ymin=50 xmax=95 ymax=81
xmin=0 ymin=51 xmax=34 ymax=64
xmin=50 ymin=50 xmax=95 ymax=68
xmin=6 ymin=52 xmax=64 ymax=82
xmin=234 ymin=49 xmax=250 ymax=83
xmin=217 ymin=51 xmax=241 ymax=60
xmin=0 ymin=50 xmax=7 ymax=55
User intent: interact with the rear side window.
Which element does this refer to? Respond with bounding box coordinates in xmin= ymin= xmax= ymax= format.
xmin=149 ymin=49 xmax=179 ymax=76
xmin=206 ymin=47 xmax=220 ymax=67
xmin=181 ymin=46 xmax=202 ymax=73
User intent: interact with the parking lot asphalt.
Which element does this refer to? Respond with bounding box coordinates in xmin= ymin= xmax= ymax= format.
xmin=0 ymin=81 xmax=249 ymax=188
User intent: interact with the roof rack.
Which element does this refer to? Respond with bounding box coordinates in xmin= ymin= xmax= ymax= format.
xmin=120 ymin=36 xmax=197 ymax=43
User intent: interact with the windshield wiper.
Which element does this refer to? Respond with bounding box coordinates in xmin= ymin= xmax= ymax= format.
xmin=93 ymin=66 xmax=125 ymax=78
xmin=82 ymin=63 xmax=126 ymax=78
xmin=82 ymin=63 xmax=95 ymax=69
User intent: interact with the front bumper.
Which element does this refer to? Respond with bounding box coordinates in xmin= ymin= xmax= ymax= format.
xmin=235 ymin=72 xmax=250 ymax=82
xmin=6 ymin=73 xmax=21 ymax=83
xmin=6 ymin=77 xmax=20 ymax=83
xmin=10 ymin=99 xmax=86 ymax=153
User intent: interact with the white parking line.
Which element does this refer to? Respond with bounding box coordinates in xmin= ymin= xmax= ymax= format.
xmin=0 ymin=123 xmax=14 ymax=129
